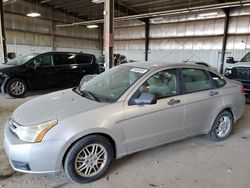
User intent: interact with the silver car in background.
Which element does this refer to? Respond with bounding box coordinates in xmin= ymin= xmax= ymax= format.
xmin=4 ymin=62 xmax=245 ymax=184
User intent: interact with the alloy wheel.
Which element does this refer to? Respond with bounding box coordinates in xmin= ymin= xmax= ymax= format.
xmin=215 ymin=116 xmax=232 ymax=138
xmin=9 ymin=81 xmax=25 ymax=96
xmin=74 ymin=144 xmax=108 ymax=177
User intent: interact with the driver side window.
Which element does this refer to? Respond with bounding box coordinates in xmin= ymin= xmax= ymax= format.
xmin=34 ymin=55 xmax=52 ymax=67
xmin=137 ymin=69 xmax=178 ymax=99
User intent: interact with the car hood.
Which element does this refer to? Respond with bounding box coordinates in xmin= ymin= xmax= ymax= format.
xmin=226 ymin=62 xmax=250 ymax=68
xmin=12 ymin=89 xmax=108 ymax=126
xmin=0 ymin=63 xmax=15 ymax=71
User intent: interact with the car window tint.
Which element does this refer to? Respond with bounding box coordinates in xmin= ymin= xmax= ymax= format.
xmin=76 ymin=55 xmax=93 ymax=64
xmin=36 ymin=55 xmax=52 ymax=67
xmin=209 ymin=72 xmax=226 ymax=88
xmin=182 ymin=68 xmax=210 ymax=93
xmin=53 ymin=54 xmax=76 ymax=65
xmin=137 ymin=69 xmax=178 ymax=99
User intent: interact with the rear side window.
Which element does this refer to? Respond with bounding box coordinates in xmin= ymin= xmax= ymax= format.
xmin=209 ymin=72 xmax=226 ymax=88
xmin=182 ymin=68 xmax=211 ymax=93
xmin=53 ymin=54 xmax=76 ymax=65
xmin=76 ymin=55 xmax=93 ymax=64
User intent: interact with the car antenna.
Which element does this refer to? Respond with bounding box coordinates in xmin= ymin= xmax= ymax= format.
xmin=183 ymin=58 xmax=191 ymax=63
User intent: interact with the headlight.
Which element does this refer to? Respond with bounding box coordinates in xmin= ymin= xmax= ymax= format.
xmin=225 ymin=68 xmax=232 ymax=75
xmin=12 ymin=119 xmax=58 ymax=143
xmin=0 ymin=72 xmax=7 ymax=77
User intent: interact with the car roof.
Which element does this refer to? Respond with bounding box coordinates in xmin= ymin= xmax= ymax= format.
xmin=122 ymin=61 xmax=213 ymax=71
xmin=37 ymin=52 xmax=94 ymax=56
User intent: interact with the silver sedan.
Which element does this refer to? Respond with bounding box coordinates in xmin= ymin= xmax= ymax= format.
xmin=4 ymin=62 xmax=245 ymax=183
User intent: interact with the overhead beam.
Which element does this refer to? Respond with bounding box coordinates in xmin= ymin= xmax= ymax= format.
xmin=129 ymin=0 xmax=171 ymax=8
xmin=114 ymin=2 xmax=137 ymax=15
xmin=40 ymin=0 xmax=53 ymax=3
xmin=220 ymin=8 xmax=230 ymax=74
xmin=54 ymin=0 xmax=89 ymax=9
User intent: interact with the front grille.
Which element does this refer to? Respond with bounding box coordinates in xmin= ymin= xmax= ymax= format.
xmin=231 ymin=67 xmax=250 ymax=81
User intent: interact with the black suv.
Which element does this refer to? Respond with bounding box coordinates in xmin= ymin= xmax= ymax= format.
xmin=0 ymin=52 xmax=99 ymax=97
xmin=225 ymin=52 xmax=250 ymax=97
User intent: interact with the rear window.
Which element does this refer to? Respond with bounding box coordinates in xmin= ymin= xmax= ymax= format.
xmin=53 ymin=54 xmax=76 ymax=65
xmin=76 ymin=55 xmax=93 ymax=64
xmin=209 ymin=72 xmax=226 ymax=88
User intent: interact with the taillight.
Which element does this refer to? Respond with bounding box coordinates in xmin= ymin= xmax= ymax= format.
xmin=240 ymin=86 xmax=245 ymax=94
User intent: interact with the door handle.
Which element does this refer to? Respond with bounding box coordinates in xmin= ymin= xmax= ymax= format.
xmin=209 ymin=91 xmax=219 ymax=96
xmin=168 ymin=99 xmax=181 ymax=106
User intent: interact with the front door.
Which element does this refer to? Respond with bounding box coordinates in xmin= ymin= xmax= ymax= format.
xmin=119 ymin=69 xmax=184 ymax=153
xmin=26 ymin=54 xmax=55 ymax=90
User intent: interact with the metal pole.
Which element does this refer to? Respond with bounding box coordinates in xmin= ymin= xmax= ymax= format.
xmin=0 ymin=0 xmax=7 ymax=63
xmin=144 ymin=18 xmax=150 ymax=61
xmin=50 ymin=8 xmax=56 ymax=51
xmin=99 ymin=24 xmax=104 ymax=56
xmin=220 ymin=8 xmax=230 ymax=74
xmin=104 ymin=0 xmax=114 ymax=69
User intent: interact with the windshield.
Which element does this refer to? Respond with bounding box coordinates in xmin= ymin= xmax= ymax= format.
xmin=79 ymin=65 xmax=148 ymax=103
xmin=7 ymin=53 xmax=39 ymax=65
xmin=240 ymin=53 xmax=250 ymax=62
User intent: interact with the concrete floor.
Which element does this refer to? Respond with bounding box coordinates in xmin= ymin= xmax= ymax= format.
xmin=0 ymin=91 xmax=250 ymax=188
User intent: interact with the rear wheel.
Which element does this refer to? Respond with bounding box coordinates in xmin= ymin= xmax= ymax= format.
xmin=64 ymin=135 xmax=114 ymax=184
xmin=208 ymin=111 xmax=234 ymax=141
xmin=6 ymin=78 xmax=27 ymax=98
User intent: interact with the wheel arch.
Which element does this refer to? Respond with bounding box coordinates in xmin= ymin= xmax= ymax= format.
xmin=61 ymin=132 xmax=118 ymax=169
xmin=220 ymin=106 xmax=235 ymax=123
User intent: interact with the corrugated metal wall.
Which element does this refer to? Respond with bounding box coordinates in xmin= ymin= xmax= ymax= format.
xmin=114 ymin=7 xmax=250 ymax=71
xmin=4 ymin=0 xmax=101 ymax=57
xmin=3 ymin=1 xmax=250 ymax=67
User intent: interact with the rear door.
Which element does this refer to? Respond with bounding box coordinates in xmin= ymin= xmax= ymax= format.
xmin=180 ymin=68 xmax=224 ymax=136
xmin=52 ymin=53 xmax=78 ymax=87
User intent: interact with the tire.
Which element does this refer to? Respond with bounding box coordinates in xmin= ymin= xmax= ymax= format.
xmin=208 ymin=110 xmax=234 ymax=141
xmin=6 ymin=78 xmax=27 ymax=98
xmin=64 ymin=135 xmax=114 ymax=184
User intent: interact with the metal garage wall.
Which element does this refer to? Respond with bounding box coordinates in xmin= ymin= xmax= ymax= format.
xmin=3 ymin=1 xmax=101 ymax=58
xmin=114 ymin=7 xmax=250 ymax=70
xmin=114 ymin=11 xmax=225 ymax=67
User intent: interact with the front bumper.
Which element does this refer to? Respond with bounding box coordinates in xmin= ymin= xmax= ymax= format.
xmin=4 ymin=123 xmax=65 ymax=173
xmin=0 ymin=76 xmax=8 ymax=93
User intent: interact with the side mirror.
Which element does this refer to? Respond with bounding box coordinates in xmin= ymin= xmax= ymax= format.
xmin=226 ymin=57 xmax=236 ymax=64
xmin=33 ymin=60 xmax=42 ymax=69
xmin=7 ymin=52 xmax=16 ymax=60
xmin=129 ymin=92 xmax=157 ymax=106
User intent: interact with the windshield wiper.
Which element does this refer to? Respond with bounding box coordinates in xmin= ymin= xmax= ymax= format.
xmin=80 ymin=89 xmax=99 ymax=102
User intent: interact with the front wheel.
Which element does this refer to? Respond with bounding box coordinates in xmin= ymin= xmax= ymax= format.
xmin=6 ymin=78 xmax=27 ymax=98
xmin=208 ymin=111 xmax=234 ymax=141
xmin=64 ymin=135 xmax=114 ymax=184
